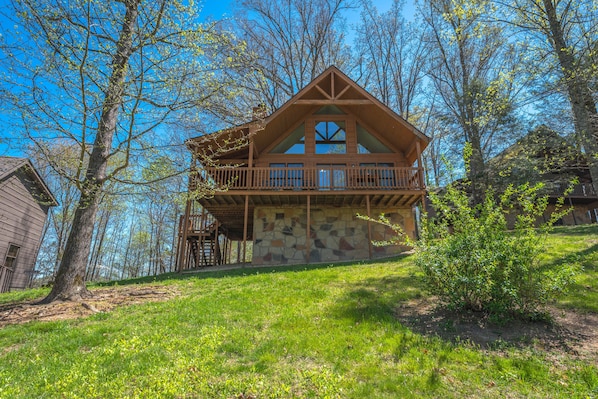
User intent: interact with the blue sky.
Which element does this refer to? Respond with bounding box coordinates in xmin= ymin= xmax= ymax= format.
xmin=0 ymin=0 xmax=414 ymax=158
xmin=201 ymin=1 xmax=414 ymax=22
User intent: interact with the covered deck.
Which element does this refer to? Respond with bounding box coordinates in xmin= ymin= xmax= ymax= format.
xmin=176 ymin=164 xmax=426 ymax=270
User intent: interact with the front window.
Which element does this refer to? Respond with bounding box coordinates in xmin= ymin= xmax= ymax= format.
xmin=269 ymin=163 xmax=304 ymax=189
xmin=359 ymin=163 xmax=395 ymax=188
xmin=318 ymin=164 xmax=346 ymax=190
xmin=315 ymin=121 xmax=346 ymax=154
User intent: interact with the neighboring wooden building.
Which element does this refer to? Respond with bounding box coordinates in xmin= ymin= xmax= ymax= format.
xmin=487 ymin=126 xmax=598 ymax=225
xmin=176 ymin=66 xmax=430 ymax=269
xmin=0 ymin=157 xmax=57 ymax=292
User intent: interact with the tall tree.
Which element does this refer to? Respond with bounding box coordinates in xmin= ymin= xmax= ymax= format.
xmin=233 ymin=0 xmax=354 ymax=109
xmin=420 ymin=0 xmax=522 ymax=201
xmin=28 ymin=142 xmax=81 ymax=278
xmin=0 ymin=0 xmax=242 ymax=302
xmin=499 ymin=0 xmax=598 ymax=194
xmin=354 ymin=0 xmax=427 ymax=121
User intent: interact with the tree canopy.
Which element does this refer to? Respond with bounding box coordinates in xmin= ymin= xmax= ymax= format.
xmin=0 ymin=0 xmax=595 ymax=296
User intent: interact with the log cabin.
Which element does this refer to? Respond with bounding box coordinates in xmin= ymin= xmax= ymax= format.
xmin=176 ymin=66 xmax=430 ymax=270
xmin=487 ymin=126 xmax=598 ymax=225
xmin=0 ymin=157 xmax=57 ymax=292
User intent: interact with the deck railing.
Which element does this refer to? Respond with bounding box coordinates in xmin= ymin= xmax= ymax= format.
xmin=178 ymin=213 xmax=218 ymax=234
xmin=548 ymin=183 xmax=597 ymax=198
xmin=194 ymin=166 xmax=424 ymax=192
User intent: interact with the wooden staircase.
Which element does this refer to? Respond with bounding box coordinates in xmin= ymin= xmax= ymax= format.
xmin=176 ymin=211 xmax=225 ymax=271
xmin=187 ymin=221 xmax=222 ymax=268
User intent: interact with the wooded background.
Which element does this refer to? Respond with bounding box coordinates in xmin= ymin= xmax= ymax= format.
xmin=0 ymin=0 xmax=595 ymax=285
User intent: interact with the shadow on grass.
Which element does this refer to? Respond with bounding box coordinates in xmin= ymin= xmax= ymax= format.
xmin=332 ymin=273 xmax=426 ymax=323
xmin=95 ymin=254 xmax=412 ymax=287
xmin=544 ymin=242 xmax=598 ymax=270
xmin=335 ymin=273 xmax=597 ymax=357
xmin=393 ymin=299 xmax=597 ymax=358
xmin=550 ymin=224 xmax=598 ymax=236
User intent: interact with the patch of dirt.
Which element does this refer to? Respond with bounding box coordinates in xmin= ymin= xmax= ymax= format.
xmin=0 ymin=285 xmax=179 ymax=328
xmin=396 ymin=298 xmax=598 ymax=361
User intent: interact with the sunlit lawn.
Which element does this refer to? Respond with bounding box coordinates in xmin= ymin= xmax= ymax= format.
xmin=0 ymin=225 xmax=596 ymax=398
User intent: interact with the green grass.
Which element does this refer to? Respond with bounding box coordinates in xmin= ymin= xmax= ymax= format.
xmin=0 ymin=286 xmax=49 ymax=305
xmin=0 ymin=226 xmax=596 ymax=398
xmin=543 ymin=225 xmax=598 ymax=312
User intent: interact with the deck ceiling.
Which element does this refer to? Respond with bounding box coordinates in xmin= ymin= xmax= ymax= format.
xmin=197 ymin=191 xmax=423 ymax=240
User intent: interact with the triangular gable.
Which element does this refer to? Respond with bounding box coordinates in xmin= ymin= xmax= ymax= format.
xmin=189 ymin=66 xmax=430 ymax=163
xmin=0 ymin=157 xmax=58 ymax=206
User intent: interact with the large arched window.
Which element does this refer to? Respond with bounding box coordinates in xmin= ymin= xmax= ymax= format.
xmin=315 ymin=121 xmax=346 ymax=154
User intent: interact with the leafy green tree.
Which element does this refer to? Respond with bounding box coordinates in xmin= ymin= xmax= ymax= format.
xmin=419 ymin=0 xmax=523 ymax=201
xmin=0 ymin=0 xmax=243 ymax=302
xmin=498 ymin=0 xmax=598 ymax=194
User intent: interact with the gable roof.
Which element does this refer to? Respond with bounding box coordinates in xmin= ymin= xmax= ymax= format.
xmin=485 ymin=126 xmax=593 ymax=190
xmin=189 ymin=66 xmax=430 ymax=164
xmin=0 ymin=157 xmax=58 ymax=206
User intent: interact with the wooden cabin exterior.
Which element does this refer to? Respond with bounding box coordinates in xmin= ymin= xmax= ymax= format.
xmin=487 ymin=126 xmax=598 ymax=225
xmin=0 ymin=157 xmax=57 ymax=292
xmin=176 ymin=66 xmax=430 ymax=270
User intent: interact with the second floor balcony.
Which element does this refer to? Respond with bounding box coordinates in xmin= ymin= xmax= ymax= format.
xmin=191 ymin=165 xmax=425 ymax=194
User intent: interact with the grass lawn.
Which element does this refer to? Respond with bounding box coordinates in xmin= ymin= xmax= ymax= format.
xmin=0 ymin=225 xmax=596 ymax=398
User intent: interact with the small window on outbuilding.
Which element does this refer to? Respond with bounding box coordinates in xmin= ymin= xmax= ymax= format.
xmin=4 ymin=244 xmax=19 ymax=270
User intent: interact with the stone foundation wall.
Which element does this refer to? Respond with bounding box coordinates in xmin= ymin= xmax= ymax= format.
xmin=252 ymin=206 xmax=415 ymax=266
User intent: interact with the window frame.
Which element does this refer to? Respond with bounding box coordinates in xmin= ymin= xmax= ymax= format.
xmin=314 ymin=120 xmax=347 ymax=155
xmin=4 ymin=244 xmax=20 ymax=270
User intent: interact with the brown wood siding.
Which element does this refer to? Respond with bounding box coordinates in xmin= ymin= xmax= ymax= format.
xmin=0 ymin=170 xmax=50 ymax=290
xmin=256 ymin=113 xmax=407 ymax=168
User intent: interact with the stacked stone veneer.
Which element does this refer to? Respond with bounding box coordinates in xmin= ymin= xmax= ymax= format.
xmin=252 ymin=206 xmax=415 ymax=266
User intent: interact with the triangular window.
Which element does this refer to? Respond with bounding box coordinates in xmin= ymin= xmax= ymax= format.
xmin=270 ymin=124 xmax=305 ymax=154
xmin=357 ymin=124 xmax=392 ymax=153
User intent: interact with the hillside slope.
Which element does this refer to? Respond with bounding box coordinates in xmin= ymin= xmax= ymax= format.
xmin=0 ymin=225 xmax=596 ymax=398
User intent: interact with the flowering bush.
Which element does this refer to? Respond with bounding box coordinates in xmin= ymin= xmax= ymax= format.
xmin=415 ymin=183 xmax=577 ymax=318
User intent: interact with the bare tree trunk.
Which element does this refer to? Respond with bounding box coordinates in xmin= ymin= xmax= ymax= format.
xmin=468 ymin=132 xmax=486 ymax=204
xmin=122 ymin=218 xmax=136 ymax=280
xmin=89 ymin=209 xmax=111 ymax=281
xmin=543 ymin=0 xmax=598 ymax=194
xmin=169 ymin=204 xmax=179 ymax=272
xmin=40 ymin=0 xmax=139 ymax=303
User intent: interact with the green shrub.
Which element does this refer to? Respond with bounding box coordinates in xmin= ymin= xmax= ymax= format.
xmin=415 ymin=183 xmax=577 ymax=318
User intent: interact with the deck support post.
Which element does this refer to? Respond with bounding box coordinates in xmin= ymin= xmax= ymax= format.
xmin=177 ymin=198 xmax=192 ymax=273
xmin=214 ymin=221 xmax=220 ymax=265
xmin=415 ymin=140 xmax=427 ymax=216
xmin=248 ymin=139 xmax=254 ymax=190
xmin=306 ymin=195 xmax=311 ymax=264
xmin=366 ymin=194 xmax=373 ymax=259
xmin=242 ymin=195 xmax=249 ymax=264
xmin=569 ymin=197 xmax=577 ymax=225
